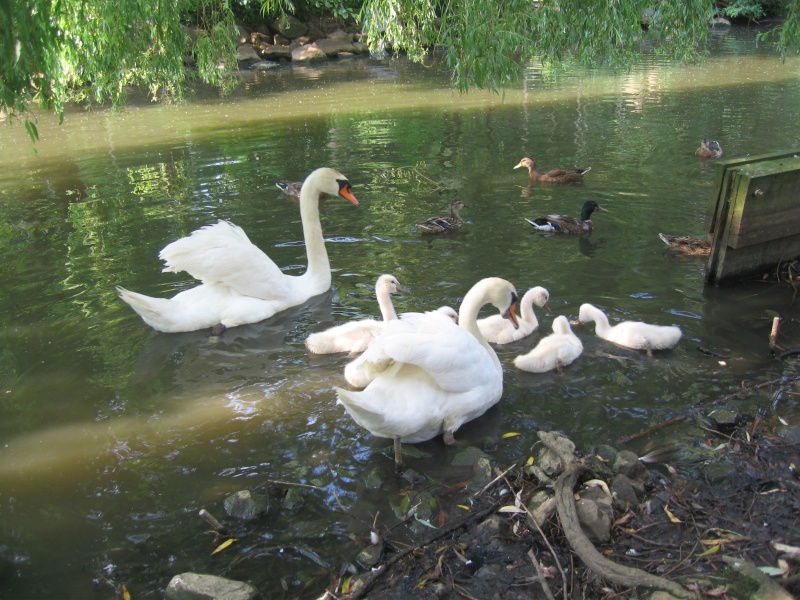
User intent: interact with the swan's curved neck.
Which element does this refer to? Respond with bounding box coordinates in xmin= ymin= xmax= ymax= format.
xmin=588 ymin=307 xmax=612 ymax=336
xmin=458 ymin=284 xmax=500 ymax=369
xmin=520 ymin=294 xmax=539 ymax=327
xmin=298 ymin=180 xmax=330 ymax=288
xmin=376 ymin=286 xmax=398 ymax=321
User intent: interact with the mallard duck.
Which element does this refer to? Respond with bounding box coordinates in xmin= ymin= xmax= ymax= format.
xmin=417 ymin=198 xmax=469 ymax=234
xmin=578 ymin=303 xmax=682 ymax=356
xmin=658 ymin=233 xmax=711 ymax=257
xmin=275 ymin=181 xmax=303 ymax=199
xmin=514 ymin=156 xmax=591 ymax=184
xmin=695 ymin=139 xmax=723 ymax=159
xmin=513 ymin=315 xmax=583 ymax=373
xmin=478 ymin=286 xmax=549 ymax=344
xmin=117 ymin=168 xmax=359 ymax=335
xmin=305 ymin=274 xmax=410 ymax=354
xmin=336 ymin=277 xmax=519 ymax=469
xmin=525 ymin=200 xmax=605 ymax=234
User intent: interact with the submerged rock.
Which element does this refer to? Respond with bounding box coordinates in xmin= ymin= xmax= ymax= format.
xmin=223 ymin=490 xmax=267 ymax=520
xmin=165 ymin=572 xmax=258 ymax=600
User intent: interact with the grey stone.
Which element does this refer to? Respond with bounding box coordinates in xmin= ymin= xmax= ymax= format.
xmin=236 ymin=44 xmax=260 ymax=62
xmin=610 ymin=474 xmax=639 ymax=511
xmin=452 ymin=445 xmax=490 ymax=467
xmin=165 ymin=572 xmax=258 ymax=600
xmin=356 ymin=544 xmax=382 ymax=568
xmin=223 ymin=490 xmax=267 ymax=520
xmin=313 ymin=38 xmax=356 ymax=57
xmin=272 ymin=15 xmax=309 ymax=39
xmin=612 ymin=450 xmax=648 ymax=482
xmin=575 ymin=497 xmax=612 ymax=544
xmin=260 ymin=46 xmax=293 ymax=61
xmin=291 ymin=44 xmax=328 ymax=62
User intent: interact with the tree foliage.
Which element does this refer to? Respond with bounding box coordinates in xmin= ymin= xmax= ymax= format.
xmin=2 ymin=0 xmax=799 ymax=138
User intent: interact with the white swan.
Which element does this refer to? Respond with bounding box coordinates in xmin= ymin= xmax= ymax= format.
xmin=336 ymin=277 xmax=519 ymax=468
xmin=578 ymin=303 xmax=682 ymax=355
xmin=478 ymin=286 xmax=549 ymax=344
xmin=513 ymin=315 xmax=583 ymax=373
xmin=343 ymin=305 xmax=459 ymax=389
xmin=305 ymin=274 xmax=410 ymax=354
xmin=116 ymin=168 xmax=358 ymax=334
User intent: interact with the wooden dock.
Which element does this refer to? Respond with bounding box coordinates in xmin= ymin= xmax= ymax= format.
xmin=705 ymin=151 xmax=800 ymax=285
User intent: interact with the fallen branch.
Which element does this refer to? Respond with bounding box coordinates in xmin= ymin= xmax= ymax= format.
xmin=538 ymin=432 xmax=697 ymax=599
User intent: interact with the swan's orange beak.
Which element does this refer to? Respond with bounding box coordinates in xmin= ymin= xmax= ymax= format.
xmin=338 ymin=181 xmax=359 ymax=205
xmin=503 ymin=301 xmax=520 ymax=330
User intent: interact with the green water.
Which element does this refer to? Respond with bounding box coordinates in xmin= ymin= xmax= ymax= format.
xmin=1 ymin=27 xmax=800 ymax=599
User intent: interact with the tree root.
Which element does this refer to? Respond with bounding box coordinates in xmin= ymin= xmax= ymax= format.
xmin=540 ymin=432 xmax=698 ymax=599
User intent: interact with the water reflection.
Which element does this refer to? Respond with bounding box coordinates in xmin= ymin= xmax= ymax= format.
xmin=1 ymin=27 xmax=800 ymax=600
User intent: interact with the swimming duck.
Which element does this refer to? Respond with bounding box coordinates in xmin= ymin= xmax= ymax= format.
xmin=336 ymin=277 xmax=519 ymax=469
xmin=513 ymin=315 xmax=583 ymax=373
xmin=117 ymin=168 xmax=359 ymax=334
xmin=514 ymin=157 xmax=591 ymax=184
xmin=478 ymin=286 xmax=549 ymax=344
xmin=275 ymin=181 xmax=303 ymax=199
xmin=578 ymin=303 xmax=682 ymax=356
xmin=695 ymin=139 xmax=723 ymax=159
xmin=305 ymin=274 xmax=410 ymax=354
xmin=417 ymin=198 xmax=469 ymax=234
xmin=525 ymin=201 xmax=605 ymax=234
xmin=658 ymin=233 xmax=711 ymax=257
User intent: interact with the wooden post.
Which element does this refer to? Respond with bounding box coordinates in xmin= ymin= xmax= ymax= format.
xmin=705 ymin=152 xmax=800 ymax=285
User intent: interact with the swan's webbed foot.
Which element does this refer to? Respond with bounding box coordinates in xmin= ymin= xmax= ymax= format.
xmin=443 ymin=430 xmax=456 ymax=445
xmin=211 ymin=323 xmax=227 ymax=336
xmin=393 ymin=436 xmax=404 ymax=473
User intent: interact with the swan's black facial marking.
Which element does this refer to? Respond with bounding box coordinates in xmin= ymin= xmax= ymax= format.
xmin=336 ymin=178 xmax=359 ymax=205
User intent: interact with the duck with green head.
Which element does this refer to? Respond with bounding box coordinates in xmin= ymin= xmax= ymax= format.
xmin=525 ymin=200 xmax=606 ymax=234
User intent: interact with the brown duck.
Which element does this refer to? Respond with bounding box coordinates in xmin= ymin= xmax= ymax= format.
xmin=695 ymin=139 xmax=723 ymax=159
xmin=658 ymin=233 xmax=711 ymax=256
xmin=417 ymin=198 xmax=469 ymax=234
xmin=514 ymin=156 xmax=591 ymax=184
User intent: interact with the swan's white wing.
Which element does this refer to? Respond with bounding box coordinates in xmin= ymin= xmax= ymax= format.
xmin=159 ymin=221 xmax=288 ymax=299
xmin=368 ymin=312 xmax=497 ymax=394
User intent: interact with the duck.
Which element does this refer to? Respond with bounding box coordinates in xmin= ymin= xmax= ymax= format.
xmin=336 ymin=277 xmax=519 ymax=469
xmin=513 ymin=315 xmax=583 ymax=373
xmin=577 ymin=303 xmax=682 ymax=356
xmin=525 ymin=200 xmax=606 ymax=234
xmin=305 ymin=274 xmax=410 ymax=354
xmin=695 ymin=138 xmax=723 ymax=159
xmin=117 ymin=167 xmax=359 ymax=335
xmin=658 ymin=233 xmax=711 ymax=257
xmin=478 ymin=286 xmax=549 ymax=344
xmin=275 ymin=181 xmax=303 ymax=199
xmin=514 ymin=156 xmax=591 ymax=184
xmin=417 ymin=198 xmax=469 ymax=234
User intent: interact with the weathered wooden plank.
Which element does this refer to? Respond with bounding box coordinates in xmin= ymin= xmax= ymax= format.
xmin=705 ymin=151 xmax=800 ymax=285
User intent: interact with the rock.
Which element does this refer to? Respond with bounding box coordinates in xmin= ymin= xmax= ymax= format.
xmin=260 ymin=45 xmax=293 ymax=61
xmin=575 ymin=484 xmax=613 ymax=544
xmin=708 ymin=408 xmax=742 ymax=429
xmin=612 ymin=449 xmax=649 ymax=483
xmin=236 ymin=23 xmax=249 ymax=44
xmin=452 ymin=445 xmax=490 ymax=467
xmin=356 ymin=544 xmax=383 ymax=568
xmin=291 ymin=44 xmax=328 ymax=62
xmin=272 ymin=15 xmax=309 ymax=39
xmin=236 ymin=43 xmax=261 ymax=62
xmin=467 ymin=457 xmax=493 ymax=492
xmin=778 ymin=424 xmax=800 ymax=443
xmin=165 ymin=572 xmax=258 ymax=600
xmin=313 ymin=38 xmax=356 ymax=56
xmin=364 ymin=467 xmax=383 ymax=490
xmin=280 ymin=487 xmax=304 ymax=511
xmin=610 ymin=474 xmax=639 ymax=511
xmin=223 ymin=490 xmax=267 ymax=520
xmin=593 ymin=444 xmax=618 ymax=464
xmin=712 ymin=16 xmax=732 ymax=26
xmin=327 ymin=29 xmax=354 ymax=42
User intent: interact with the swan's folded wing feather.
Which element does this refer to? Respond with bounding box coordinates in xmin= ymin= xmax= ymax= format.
xmin=370 ymin=313 xmax=496 ymax=394
xmin=159 ymin=221 xmax=287 ymax=299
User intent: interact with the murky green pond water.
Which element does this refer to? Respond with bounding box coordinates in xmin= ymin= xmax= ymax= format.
xmin=1 ymin=27 xmax=800 ymax=599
